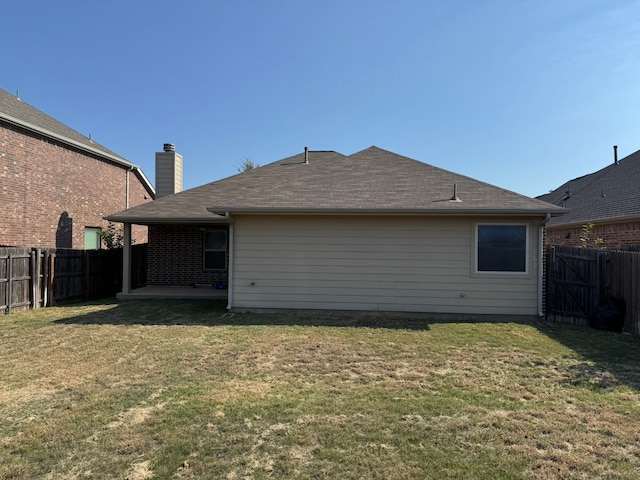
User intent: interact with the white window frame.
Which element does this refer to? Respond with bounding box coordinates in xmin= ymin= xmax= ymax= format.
xmin=203 ymin=230 xmax=227 ymax=271
xmin=473 ymin=222 xmax=529 ymax=275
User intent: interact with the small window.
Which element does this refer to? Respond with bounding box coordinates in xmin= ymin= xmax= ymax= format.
xmin=84 ymin=227 xmax=101 ymax=250
xmin=476 ymin=224 xmax=527 ymax=273
xmin=204 ymin=230 xmax=227 ymax=270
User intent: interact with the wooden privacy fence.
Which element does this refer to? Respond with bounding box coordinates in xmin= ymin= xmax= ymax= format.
xmin=54 ymin=249 xmax=123 ymax=303
xmin=546 ymin=245 xmax=640 ymax=335
xmin=0 ymin=247 xmax=50 ymax=313
xmin=606 ymin=250 xmax=640 ymax=336
xmin=1 ymin=244 xmax=147 ymax=314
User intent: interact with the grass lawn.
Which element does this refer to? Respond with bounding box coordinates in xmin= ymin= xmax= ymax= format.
xmin=1 ymin=300 xmax=640 ymax=479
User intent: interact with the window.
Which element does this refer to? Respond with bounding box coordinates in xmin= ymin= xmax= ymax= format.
xmin=84 ymin=227 xmax=101 ymax=250
xmin=476 ymin=224 xmax=527 ymax=273
xmin=204 ymin=230 xmax=227 ymax=270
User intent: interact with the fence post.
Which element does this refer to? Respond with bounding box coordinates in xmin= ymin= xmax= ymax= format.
xmin=1 ymin=254 xmax=4 ymax=314
xmin=597 ymin=251 xmax=606 ymax=304
xmin=42 ymin=251 xmax=49 ymax=307
xmin=30 ymin=250 xmax=37 ymax=309
xmin=47 ymin=252 xmax=55 ymax=307
xmin=84 ymin=251 xmax=90 ymax=300
xmin=7 ymin=253 xmax=13 ymax=314
xmin=35 ymin=248 xmax=42 ymax=308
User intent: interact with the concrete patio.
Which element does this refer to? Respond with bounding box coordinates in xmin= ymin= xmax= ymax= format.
xmin=117 ymin=285 xmax=228 ymax=300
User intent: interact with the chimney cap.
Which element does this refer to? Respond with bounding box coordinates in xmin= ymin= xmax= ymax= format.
xmin=163 ymin=143 xmax=175 ymax=152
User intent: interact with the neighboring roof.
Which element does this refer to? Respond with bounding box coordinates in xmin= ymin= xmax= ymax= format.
xmin=0 ymin=87 xmax=154 ymax=196
xmin=537 ymin=148 xmax=640 ymax=227
xmin=107 ymin=146 xmax=565 ymax=224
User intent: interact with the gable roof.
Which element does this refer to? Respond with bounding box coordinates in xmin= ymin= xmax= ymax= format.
xmin=537 ymin=148 xmax=640 ymax=227
xmin=0 ymin=88 xmax=154 ymax=196
xmin=106 ymin=146 xmax=565 ymax=224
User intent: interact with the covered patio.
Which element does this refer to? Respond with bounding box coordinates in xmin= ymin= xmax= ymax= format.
xmin=117 ymin=285 xmax=228 ymax=301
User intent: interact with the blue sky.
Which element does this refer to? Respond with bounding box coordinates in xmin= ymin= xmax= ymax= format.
xmin=3 ymin=0 xmax=639 ymax=197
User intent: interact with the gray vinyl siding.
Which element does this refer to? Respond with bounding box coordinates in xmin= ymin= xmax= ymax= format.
xmin=231 ymin=215 xmax=540 ymax=315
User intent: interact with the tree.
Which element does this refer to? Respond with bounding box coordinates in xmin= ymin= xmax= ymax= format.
xmin=579 ymin=222 xmax=604 ymax=249
xmin=237 ymin=157 xmax=259 ymax=172
xmin=98 ymin=222 xmax=125 ymax=249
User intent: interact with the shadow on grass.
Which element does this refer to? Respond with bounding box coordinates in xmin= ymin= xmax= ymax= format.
xmin=536 ymin=321 xmax=640 ymax=391
xmin=53 ymin=299 xmax=434 ymax=330
xmin=52 ymin=300 xmax=640 ymax=389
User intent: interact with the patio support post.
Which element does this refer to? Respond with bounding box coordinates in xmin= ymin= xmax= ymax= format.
xmin=122 ymin=222 xmax=132 ymax=294
xmin=226 ymin=212 xmax=234 ymax=310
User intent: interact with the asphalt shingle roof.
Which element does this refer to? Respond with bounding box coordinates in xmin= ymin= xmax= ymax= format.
xmin=107 ymin=146 xmax=565 ymax=224
xmin=537 ymin=149 xmax=640 ymax=226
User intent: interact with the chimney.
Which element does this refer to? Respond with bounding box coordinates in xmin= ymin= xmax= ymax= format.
xmin=155 ymin=143 xmax=183 ymax=199
xmin=614 ymin=145 xmax=618 ymax=165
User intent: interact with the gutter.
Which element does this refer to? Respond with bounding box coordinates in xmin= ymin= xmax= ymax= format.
xmin=107 ymin=207 xmax=566 ymax=226
xmin=103 ymin=215 xmax=229 ymax=225
xmin=132 ymin=167 xmax=155 ymax=198
xmin=538 ymin=213 xmax=552 ymax=317
xmin=546 ymin=212 xmax=640 ymax=229
xmin=207 ymin=206 xmax=568 ymax=216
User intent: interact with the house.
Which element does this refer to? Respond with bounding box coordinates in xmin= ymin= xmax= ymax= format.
xmin=537 ymin=146 xmax=640 ymax=248
xmin=0 ymin=88 xmax=154 ymax=249
xmin=107 ymin=146 xmax=566 ymax=317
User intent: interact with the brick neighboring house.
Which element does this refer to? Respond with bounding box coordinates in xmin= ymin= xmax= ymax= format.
xmin=0 ymin=88 xmax=154 ymax=249
xmin=537 ymin=147 xmax=640 ymax=248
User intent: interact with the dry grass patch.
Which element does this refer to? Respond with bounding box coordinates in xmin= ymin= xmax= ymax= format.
xmin=1 ymin=300 xmax=640 ymax=479
xmin=125 ymin=460 xmax=154 ymax=480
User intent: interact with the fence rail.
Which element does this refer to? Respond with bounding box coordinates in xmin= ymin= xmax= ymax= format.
xmin=1 ymin=245 xmax=147 ymax=314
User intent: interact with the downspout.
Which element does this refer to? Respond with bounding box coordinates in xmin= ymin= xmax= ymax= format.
xmin=225 ymin=212 xmax=234 ymax=310
xmin=538 ymin=213 xmax=551 ymax=317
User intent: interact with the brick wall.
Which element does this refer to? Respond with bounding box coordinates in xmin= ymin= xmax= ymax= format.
xmin=545 ymin=220 xmax=640 ymax=248
xmin=147 ymin=224 xmax=229 ymax=286
xmin=1 ymin=122 xmax=152 ymax=248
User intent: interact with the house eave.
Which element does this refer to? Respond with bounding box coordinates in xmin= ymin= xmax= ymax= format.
xmin=133 ymin=168 xmax=155 ymax=198
xmin=546 ymin=213 xmax=640 ymax=230
xmin=207 ymin=206 xmax=567 ymax=217
xmin=104 ymin=214 xmax=229 ymax=225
